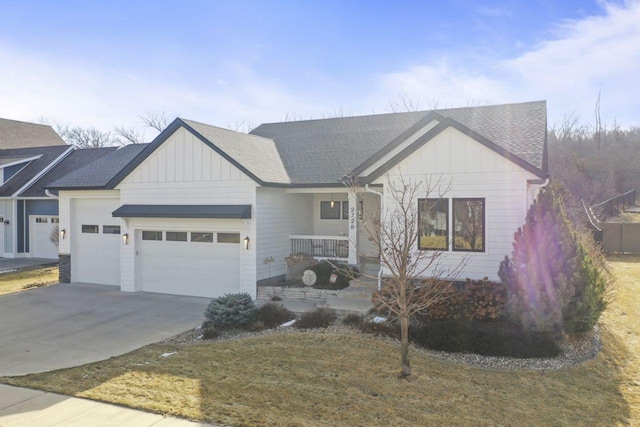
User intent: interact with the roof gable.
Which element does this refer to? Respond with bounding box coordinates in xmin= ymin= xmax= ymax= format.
xmin=363 ymin=118 xmax=546 ymax=183
xmin=0 ymin=118 xmax=66 ymax=149
xmin=0 ymin=146 xmax=72 ymax=196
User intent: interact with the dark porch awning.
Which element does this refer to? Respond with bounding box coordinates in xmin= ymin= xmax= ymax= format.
xmin=112 ymin=204 xmax=252 ymax=219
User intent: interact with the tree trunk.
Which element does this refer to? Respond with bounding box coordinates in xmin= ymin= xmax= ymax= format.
xmin=400 ymin=313 xmax=411 ymax=377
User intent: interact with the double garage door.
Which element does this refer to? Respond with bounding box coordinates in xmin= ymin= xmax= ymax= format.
xmin=137 ymin=230 xmax=241 ymax=298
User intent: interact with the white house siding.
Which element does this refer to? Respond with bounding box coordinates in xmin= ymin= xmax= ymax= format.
xmin=117 ymin=127 xmax=258 ymax=297
xmin=373 ymin=127 xmax=539 ymax=281
xmin=256 ymin=188 xmax=313 ymax=282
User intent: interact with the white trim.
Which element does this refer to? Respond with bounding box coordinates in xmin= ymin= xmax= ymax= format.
xmin=12 ymin=146 xmax=75 ymax=197
xmin=0 ymin=155 xmax=42 ymax=169
xmin=0 ymin=155 xmax=42 ymax=186
xmin=289 ymin=234 xmax=348 ymax=240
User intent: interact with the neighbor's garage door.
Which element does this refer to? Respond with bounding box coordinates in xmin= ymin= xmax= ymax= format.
xmin=138 ymin=230 xmax=241 ymax=298
xmin=73 ymin=198 xmax=121 ymax=286
xmin=29 ymin=216 xmax=59 ymax=259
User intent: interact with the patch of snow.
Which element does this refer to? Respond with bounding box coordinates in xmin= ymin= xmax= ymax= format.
xmin=0 ymin=269 xmax=17 ymax=275
xmin=371 ymin=316 xmax=387 ymax=324
xmin=160 ymin=352 xmax=176 ymax=358
xmin=280 ymin=319 xmax=297 ymax=327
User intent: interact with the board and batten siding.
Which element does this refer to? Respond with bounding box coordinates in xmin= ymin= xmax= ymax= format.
xmin=256 ymin=188 xmax=313 ymax=281
xmin=373 ymin=126 xmax=540 ymax=282
xmin=117 ymin=126 xmax=258 ymax=295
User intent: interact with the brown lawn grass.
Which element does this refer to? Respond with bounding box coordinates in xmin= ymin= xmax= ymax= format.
xmin=0 ymin=266 xmax=58 ymax=296
xmin=1 ymin=256 xmax=639 ymax=426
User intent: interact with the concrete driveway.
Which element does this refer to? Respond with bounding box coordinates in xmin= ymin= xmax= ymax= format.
xmin=0 ymin=283 xmax=210 ymax=376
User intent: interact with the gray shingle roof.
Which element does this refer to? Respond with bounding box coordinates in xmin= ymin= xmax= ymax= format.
xmin=47 ymin=144 xmax=147 ymax=189
xmin=0 ymin=146 xmax=71 ymax=197
xmin=0 ymin=118 xmax=66 ymax=149
xmin=182 ymin=119 xmax=290 ymax=184
xmin=47 ymin=101 xmax=547 ymax=190
xmin=22 ymin=147 xmax=118 ymax=197
xmin=250 ymin=101 xmax=547 ymax=184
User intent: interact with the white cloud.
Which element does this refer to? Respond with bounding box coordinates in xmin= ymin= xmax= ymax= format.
xmin=0 ymin=46 xmax=321 ymax=134
xmin=368 ymin=1 xmax=640 ymax=127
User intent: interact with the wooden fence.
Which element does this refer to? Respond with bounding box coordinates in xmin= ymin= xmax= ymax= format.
xmin=601 ymin=222 xmax=640 ymax=253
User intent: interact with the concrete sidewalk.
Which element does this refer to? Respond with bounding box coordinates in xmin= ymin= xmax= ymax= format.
xmin=0 ymin=384 xmax=214 ymax=426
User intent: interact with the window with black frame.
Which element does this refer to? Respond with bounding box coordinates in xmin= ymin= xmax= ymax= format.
xmin=453 ymin=198 xmax=485 ymax=252
xmin=418 ymin=198 xmax=449 ymax=250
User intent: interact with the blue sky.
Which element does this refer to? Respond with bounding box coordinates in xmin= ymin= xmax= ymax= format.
xmin=0 ymin=0 xmax=637 ymax=136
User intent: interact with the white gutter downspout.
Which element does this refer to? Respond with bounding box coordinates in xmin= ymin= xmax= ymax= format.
xmin=527 ymin=177 xmax=550 ymax=208
xmin=45 ymin=189 xmax=58 ymax=199
xmin=364 ymin=184 xmax=384 ymax=290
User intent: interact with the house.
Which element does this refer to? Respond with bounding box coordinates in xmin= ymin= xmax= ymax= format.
xmin=48 ymin=101 xmax=548 ymax=298
xmin=0 ymin=118 xmax=116 ymax=259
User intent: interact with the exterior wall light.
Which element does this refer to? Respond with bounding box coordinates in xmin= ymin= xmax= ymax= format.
xmin=60 ymin=229 xmax=66 ymax=239
xmin=244 ymin=236 xmax=250 ymax=250
xmin=123 ymin=233 xmax=129 ymax=245
xmin=330 ymin=193 xmax=335 ymax=208
xmin=3 ymin=219 xmax=9 ymax=225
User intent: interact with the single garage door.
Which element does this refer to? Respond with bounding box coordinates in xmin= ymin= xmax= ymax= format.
xmin=138 ymin=230 xmax=241 ymax=298
xmin=73 ymin=198 xmax=121 ymax=286
xmin=29 ymin=216 xmax=59 ymax=259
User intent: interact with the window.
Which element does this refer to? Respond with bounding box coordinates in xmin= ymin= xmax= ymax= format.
xmin=191 ymin=232 xmax=213 ymax=243
xmin=453 ymin=199 xmax=485 ymax=252
xmin=51 ymin=218 xmax=60 ymax=224
xmin=342 ymin=201 xmax=349 ymax=220
xmin=217 ymin=233 xmax=240 ymax=243
xmin=142 ymin=230 xmax=163 ymax=241
xmin=82 ymin=225 xmax=99 ymax=234
xmin=418 ymin=198 xmax=449 ymax=250
xmin=320 ymin=201 xmax=341 ymax=219
xmin=35 ymin=217 xmax=48 ymax=223
xmin=103 ymin=225 xmax=121 ymax=234
xmin=166 ymin=231 xmax=188 ymax=242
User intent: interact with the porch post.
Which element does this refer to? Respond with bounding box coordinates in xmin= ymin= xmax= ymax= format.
xmin=348 ymin=189 xmax=358 ymax=265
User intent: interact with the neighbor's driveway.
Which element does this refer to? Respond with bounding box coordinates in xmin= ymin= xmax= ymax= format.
xmin=0 ymin=283 xmax=209 ymax=376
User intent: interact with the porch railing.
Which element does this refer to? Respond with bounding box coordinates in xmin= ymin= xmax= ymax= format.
xmin=289 ymin=235 xmax=349 ymax=259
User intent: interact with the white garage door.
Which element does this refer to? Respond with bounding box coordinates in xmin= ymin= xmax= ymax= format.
xmin=29 ymin=216 xmax=59 ymax=259
xmin=73 ymin=199 xmax=121 ymax=286
xmin=138 ymin=230 xmax=241 ymax=298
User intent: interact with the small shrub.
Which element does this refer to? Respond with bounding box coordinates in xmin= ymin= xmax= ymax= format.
xmin=270 ymin=295 xmax=283 ymax=301
xmin=204 ymin=293 xmax=256 ymax=329
xmin=293 ymin=307 xmax=337 ymax=329
xmin=421 ymin=278 xmax=506 ymax=321
xmin=255 ymin=302 xmax=296 ymax=328
xmin=285 ymin=253 xmax=317 ymax=280
xmin=341 ymin=312 xmax=364 ymax=327
xmin=201 ymin=321 xmax=219 ymax=340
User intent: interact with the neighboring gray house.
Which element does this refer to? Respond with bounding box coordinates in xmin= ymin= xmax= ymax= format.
xmin=49 ymin=101 xmax=548 ymax=298
xmin=0 ymin=117 xmax=115 ymax=258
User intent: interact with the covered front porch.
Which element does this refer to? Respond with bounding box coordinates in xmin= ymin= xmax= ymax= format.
xmin=285 ymin=187 xmax=382 ymax=266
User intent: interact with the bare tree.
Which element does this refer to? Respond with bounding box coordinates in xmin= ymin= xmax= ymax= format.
xmin=113 ymin=126 xmax=147 ymax=145
xmin=389 ymin=93 xmax=442 ymax=113
xmin=140 ymin=111 xmax=172 ymax=132
xmin=62 ymin=126 xmax=119 ymax=148
xmin=350 ymin=172 xmax=466 ymax=377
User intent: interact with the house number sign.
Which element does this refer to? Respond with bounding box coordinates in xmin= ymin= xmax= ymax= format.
xmin=350 ymin=206 xmax=356 ymax=230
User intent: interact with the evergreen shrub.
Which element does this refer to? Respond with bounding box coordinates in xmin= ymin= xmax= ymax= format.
xmin=204 ymin=293 xmax=256 ymax=329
